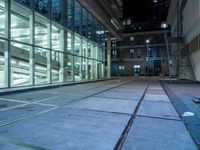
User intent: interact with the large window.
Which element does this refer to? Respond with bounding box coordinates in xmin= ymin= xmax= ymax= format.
xmin=35 ymin=14 xmax=49 ymax=48
xmin=51 ymin=23 xmax=61 ymax=51
xmin=51 ymin=0 xmax=62 ymax=22
xmin=67 ymin=31 xmax=73 ymax=54
xmin=0 ymin=0 xmax=105 ymax=89
xmin=0 ymin=39 xmax=5 ymax=88
xmin=11 ymin=2 xmax=31 ymax=44
xmin=66 ymin=54 xmax=73 ymax=81
xmin=35 ymin=47 xmax=48 ymax=85
xmin=35 ymin=0 xmax=48 ymax=16
xmin=74 ymin=1 xmax=81 ymax=34
xmin=67 ymin=0 xmax=72 ymax=28
xmin=0 ymin=0 xmax=5 ymax=37
xmin=11 ymin=42 xmax=31 ymax=87
xmin=82 ymin=8 xmax=88 ymax=37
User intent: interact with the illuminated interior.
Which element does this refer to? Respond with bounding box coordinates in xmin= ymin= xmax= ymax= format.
xmin=0 ymin=0 xmax=105 ymax=88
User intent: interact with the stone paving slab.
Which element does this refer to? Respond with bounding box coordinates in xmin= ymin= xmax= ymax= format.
xmin=66 ymin=97 xmax=138 ymax=114
xmin=38 ymin=94 xmax=86 ymax=105
xmin=0 ymin=141 xmax=29 ymax=150
xmin=137 ymin=101 xmax=180 ymax=120
xmin=0 ymin=104 xmax=53 ymax=125
xmin=143 ymin=93 xmax=170 ymax=102
xmin=0 ymin=99 xmax=25 ymax=111
xmin=0 ymin=108 xmax=130 ymax=150
xmin=146 ymin=89 xmax=166 ymax=95
xmin=107 ymin=88 xmax=145 ymax=94
xmin=122 ymin=116 xmax=197 ymax=150
xmin=94 ymin=91 xmax=142 ymax=100
xmin=1 ymin=92 xmax=58 ymax=102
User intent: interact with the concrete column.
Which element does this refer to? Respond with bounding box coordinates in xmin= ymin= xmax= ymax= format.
xmin=4 ymin=0 xmax=11 ymax=87
xmin=47 ymin=23 xmax=52 ymax=84
xmin=59 ymin=28 xmax=66 ymax=82
xmin=106 ymin=36 xmax=111 ymax=78
xmin=71 ymin=32 xmax=75 ymax=81
xmin=94 ymin=45 xmax=98 ymax=79
xmin=85 ymin=41 xmax=88 ymax=80
xmin=79 ymin=37 xmax=83 ymax=80
xmin=29 ymin=13 xmax=35 ymax=85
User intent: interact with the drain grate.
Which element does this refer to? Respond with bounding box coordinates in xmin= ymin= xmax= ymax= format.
xmin=193 ymin=97 xmax=200 ymax=103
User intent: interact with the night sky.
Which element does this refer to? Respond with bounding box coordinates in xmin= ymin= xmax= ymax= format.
xmin=123 ymin=0 xmax=149 ymax=22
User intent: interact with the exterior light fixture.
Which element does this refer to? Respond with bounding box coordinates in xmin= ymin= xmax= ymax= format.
xmin=146 ymin=39 xmax=150 ymax=43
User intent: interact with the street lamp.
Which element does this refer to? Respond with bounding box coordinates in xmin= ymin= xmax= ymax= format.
xmin=146 ymin=39 xmax=150 ymax=76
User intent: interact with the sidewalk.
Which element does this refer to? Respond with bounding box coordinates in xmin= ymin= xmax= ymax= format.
xmin=0 ymin=77 xmax=198 ymax=150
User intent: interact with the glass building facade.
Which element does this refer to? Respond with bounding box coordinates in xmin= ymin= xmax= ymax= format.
xmin=0 ymin=0 xmax=105 ymax=88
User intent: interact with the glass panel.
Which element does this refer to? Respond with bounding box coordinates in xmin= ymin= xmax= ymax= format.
xmin=0 ymin=0 xmax=5 ymax=7
xmin=74 ymin=56 xmax=81 ymax=81
xmin=66 ymin=54 xmax=73 ymax=81
xmin=82 ymin=38 xmax=87 ymax=80
xmin=67 ymin=31 xmax=72 ymax=54
xmin=87 ymin=42 xmax=91 ymax=58
xmin=0 ymin=39 xmax=5 ymax=88
xmin=11 ymin=2 xmax=32 ymax=43
xmin=74 ymin=33 xmax=81 ymax=56
xmin=82 ymin=8 xmax=87 ymax=37
xmin=0 ymin=0 xmax=5 ymax=37
xmin=52 ymin=0 xmax=62 ymax=22
xmin=35 ymin=0 xmax=48 ymax=16
xmin=35 ymin=47 xmax=48 ymax=84
xmin=11 ymin=42 xmax=31 ymax=87
xmin=87 ymin=13 xmax=93 ymax=39
xmin=11 ymin=13 xmax=30 ymax=43
xmin=52 ymin=50 xmax=62 ymax=83
xmin=74 ymin=1 xmax=81 ymax=34
xmin=88 ymin=58 xmax=92 ymax=79
xmin=51 ymin=23 xmax=61 ymax=51
xmin=35 ymin=14 xmax=49 ymax=48
xmin=67 ymin=0 xmax=72 ymax=27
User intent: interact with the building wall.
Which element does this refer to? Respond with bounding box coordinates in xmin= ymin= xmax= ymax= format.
xmin=0 ymin=0 xmax=105 ymax=88
xmin=183 ymin=0 xmax=200 ymax=81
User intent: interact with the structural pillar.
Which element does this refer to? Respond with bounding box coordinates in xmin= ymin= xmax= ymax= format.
xmin=106 ymin=36 xmax=111 ymax=78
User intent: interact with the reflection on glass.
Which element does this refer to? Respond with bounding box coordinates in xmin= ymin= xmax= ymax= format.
xmin=74 ymin=1 xmax=81 ymax=34
xmin=82 ymin=8 xmax=88 ymax=37
xmin=35 ymin=0 xmax=48 ymax=16
xmin=35 ymin=47 xmax=48 ymax=85
xmin=67 ymin=0 xmax=72 ymax=27
xmin=88 ymin=13 xmax=93 ymax=40
xmin=11 ymin=42 xmax=31 ymax=87
xmin=52 ymin=0 xmax=62 ymax=22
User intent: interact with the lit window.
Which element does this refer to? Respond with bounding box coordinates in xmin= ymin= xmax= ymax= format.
xmin=127 ymin=19 xmax=131 ymax=25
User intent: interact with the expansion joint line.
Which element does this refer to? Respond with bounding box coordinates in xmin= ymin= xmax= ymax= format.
xmin=114 ymin=82 xmax=150 ymax=150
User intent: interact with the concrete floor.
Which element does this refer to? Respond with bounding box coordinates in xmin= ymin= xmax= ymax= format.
xmin=0 ymin=77 xmax=198 ymax=150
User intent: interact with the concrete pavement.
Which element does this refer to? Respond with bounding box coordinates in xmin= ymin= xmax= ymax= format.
xmin=0 ymin=77 xmax=198 ymax=150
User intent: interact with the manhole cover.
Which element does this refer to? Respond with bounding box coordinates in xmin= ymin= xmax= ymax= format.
xmin=193 ymin=98 xmax=200 ymax=103
xmin=0 ymin=104 xmax=7 ymax=108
